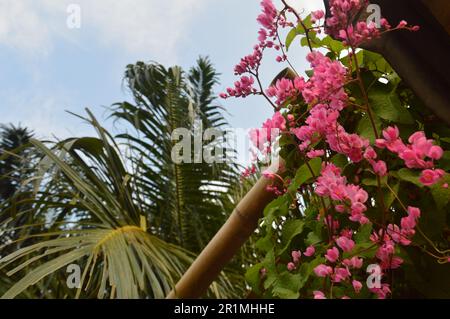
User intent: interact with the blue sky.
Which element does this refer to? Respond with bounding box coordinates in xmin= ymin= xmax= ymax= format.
xmin=0 ymin=0 xmax=323 ymax=150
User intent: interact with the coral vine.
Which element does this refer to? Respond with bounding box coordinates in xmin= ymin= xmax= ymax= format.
xmin=223 ymin=0 xmax=449 ymax=299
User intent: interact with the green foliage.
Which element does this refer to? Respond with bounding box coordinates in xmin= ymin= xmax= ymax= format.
xmin=0 ymin=59 xmax=245 ymax=299
xmin=246 ymin=31 xmax=450 ymax=299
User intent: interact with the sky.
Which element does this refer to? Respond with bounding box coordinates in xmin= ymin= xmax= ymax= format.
xmin=0 ymin=0 xmax=324 ymax=162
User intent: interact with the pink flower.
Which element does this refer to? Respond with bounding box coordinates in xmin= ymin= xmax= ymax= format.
xmin=314 ymin=264 xmax=333 ymax=277
xmin=326 ymin=0 xmax=388 ymax=46
xmin=287 ymin=262 xmax=296 ymax=271
xmin=304 ymin=246 xmax=315 ymax=257
xmin=383 ymin=126 xmax=400 ymax=141
xmin=400 ymin=216 xmax=416 ymax=230
xmin=307 ymin=149 xmax=325 ymax=159
xmin=291 ymin=250 xmax=302 ymax=263
xmin=370 ymin=283 xmax=391 ymax=299
xmin=325 ymin=247 xmax=339 ymax=263
xmin=372 ymin=160 xmax=388 ymax=176
xmin=390 ymin=256 xmax=404 ymax=269
xmin=352 ymin=280 xmax=363 ymax=293
xmin=364 ymin=146 xmax=377 ymax=160
xmin=408 ymin=206 xmax=420 ymax=219
xmin=336 ymin=236 xmax=355 ymax=252
xmin=397 ymin=20 xmax=408 ymax=28
xmin=313 ymin=290 xmax=326 ymax=299
xmin=420 ymin=169 xmax=445 ymax=186
xmin=333 ymin=267 xmax=351 ymax=282
xmin=256 ymin=0 xmax=277 ymax=32
xmin=428 ymin=145 xmax=444 ymax=160
xmin=342 ymin=256 xmax=363 ymax=269
xmin=311 ymin=10 xmax=325 ymax=23
xmin=376 ymin=128 xmax=443 ymax=171
xmin=250 ymin=112 xmax=286 ymax=152
xmin=266 ymin=77 xmax=305 ymax=105
xmin=226 ymin=76 xmax=257 ymax=98
xmin=315 ymin=163 xmax=369 ymax=225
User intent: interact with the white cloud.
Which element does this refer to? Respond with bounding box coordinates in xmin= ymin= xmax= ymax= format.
xmin=0 ymin=0 xmax=206 ymax=62
xmin=0 ymin=88 xmax=94 ymax=140
xmin=0 ymin=1 xmax=52 ymax=55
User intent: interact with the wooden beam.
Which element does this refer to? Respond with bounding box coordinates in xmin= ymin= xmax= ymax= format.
xmin=166 ymin=161 xmax=282 ymax=299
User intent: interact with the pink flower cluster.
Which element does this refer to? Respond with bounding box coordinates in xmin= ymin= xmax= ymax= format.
xmin=265 ymin=51 xmax=348 ymax=109
xmin=303 ymin=52 xmax=348 ymax=111
xmin=222 ymin=76 xmax=257 ymax=98
xmin=249 ymin=111 xmax=289 ymax=152
xmin=224 ymin=0 xmax=448 ymax=299
xmin=274 ymin=51 xmax=370 ymax=163
xmin=363 ymin=146 xmax=388 ymax=176
xmin=315 ymin=163 xmax=369 ymax=224
xmin=313 ymin=235 xmax=362 ymax=286
xmin=257 ymin=0 xmax=278 ymax=37
xmin=266 ymin=77 xmax=305 ymax=106
xmin=365 ymin=207 xmax=421 ymax=273
xmin=387 ymin=206 xmax=421 ymax=247
xmin=375 ymin=126 xmax=445 ymax=186
xmin=325 ymin=0 xmax=419 ymax=46
xmin=326 ymin=0 xmax=382 ymax=46
xmin=233 ymin=48 xmax=264 ymax=76
xmin=287 ymin=246 xmax=316 ymax=272
xmin=221 ymin=0 xmax=283 ymax=99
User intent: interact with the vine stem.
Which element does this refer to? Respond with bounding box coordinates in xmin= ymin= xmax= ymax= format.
xmin=304 ymin=159 xmax=333 ymax=243
xmin=378 ymin=184 xmax=450 ymax=257
xmin=276 ymin=8 xmax=300 ymax=77
xmin=250 ymin=70 xmax=277 ymax=110
xmin=349 ymin=42 xmax=390 ymax=234
xmin=281 ymin=0 xmax=313 ymax=53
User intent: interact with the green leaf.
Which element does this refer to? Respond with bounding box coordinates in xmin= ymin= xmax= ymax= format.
xmin=245 ymin=263 xmax=264 ymax=294
xmin=383 ymin=182 xmax=399 ymax=209
xmin=397 ymin=168 xmax=423 ymax=187
xmin=272 ymin=272 xmax=302 ymax=299
xmin=357 ymin=113 xmax=383 ymax=144
xmin=288 ymin=158 xmax=322 ymax=192
xmin=280 ymin=220 xmax=305 ymax=254
xmin=362 ymin=51 xmax=393 ymax=74
xmin=305 ymin=231 xmax=322 ymax=246
xmin=330 ymin=154 xmax=348 ymax=169
xmin=256 ymin=235 xmax=274 ymax=253
xmin=354 ymin=223 xmax=373 ymax=244
xmin=320 ymin=36 xmax=344 ymax=55
xmin=285 ymin=28 xmax=298 ymax=51
xmin=362 ymin=175 xmax=388 ymax=187
xmin=438 ymin=151 xmax=450 ymax=171
xmin=264 ymin=194 xmax=290 ymax=225
xmin=343 ymin=242 xmax=377 ymax=259
xmin=369 ymin=84 xmax=414 ymax=124
xmin=431 ymin=175 xmax=450 ymax=210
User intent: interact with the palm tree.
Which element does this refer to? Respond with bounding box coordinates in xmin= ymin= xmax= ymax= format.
xmin=112 ymin=57 xmax=238 ymax=252
xmin=0 ymin=124 xmax=34 ymax=202
xmin=0 ymin=58 xmax=247 ymax=299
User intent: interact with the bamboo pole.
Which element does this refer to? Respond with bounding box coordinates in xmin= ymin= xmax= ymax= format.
xmin=166 ymin=161 xmax=282 ymax=299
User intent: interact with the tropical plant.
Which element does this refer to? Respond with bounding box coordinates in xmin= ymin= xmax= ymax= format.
xmin=112 ymin=58 xmax=238 ymax=252
xmin=0 ymin=124 xmax=38 ymax=256
xmin=0 ymin=124 xmax=34 ymax=203
xmin=0 ymin=59 xmax=246 ymax=299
